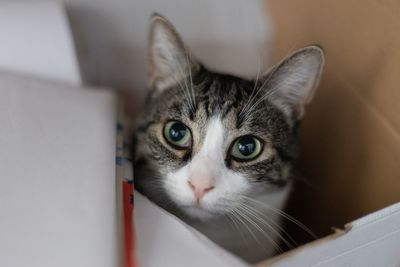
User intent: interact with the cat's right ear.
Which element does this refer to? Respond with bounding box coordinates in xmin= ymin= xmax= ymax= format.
xmin=148 ymin=14 xmax=198 ymax=93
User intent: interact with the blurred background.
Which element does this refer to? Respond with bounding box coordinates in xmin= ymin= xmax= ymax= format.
xmin=55 ymin=0 xmax=271 ymax=116
xmin=64 ymin=0 xmax=270 ymax=91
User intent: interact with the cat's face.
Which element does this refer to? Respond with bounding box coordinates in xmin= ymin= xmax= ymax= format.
xmin=134 ymin=15 xmax=324 ymax=220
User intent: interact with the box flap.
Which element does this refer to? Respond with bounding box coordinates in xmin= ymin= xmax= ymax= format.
xmin=258 ymin=202 xmax=400 ymax=267
xmin=265 ymin=0 xmax=400 ymax=239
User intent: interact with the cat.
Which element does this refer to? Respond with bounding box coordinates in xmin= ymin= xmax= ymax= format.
xmin=133 ymin=14 xmax=324 ymax=263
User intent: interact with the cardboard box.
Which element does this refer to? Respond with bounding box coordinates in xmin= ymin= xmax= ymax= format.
xmin=0 ymin=71 xmax=119 ymax=267
xmin=256 ymin=0 xmax=400 ymax=265
xmin=260 ymin=202 xmax=400 ymax=266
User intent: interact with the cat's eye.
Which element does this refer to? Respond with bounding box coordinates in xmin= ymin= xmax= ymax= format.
xmin=163 ymin=120 xmax=192 ymax=149
xmin=230 ymin=136 xmax=262 ymax=161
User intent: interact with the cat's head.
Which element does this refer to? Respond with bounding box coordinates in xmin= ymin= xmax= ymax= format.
xmin=134 ymin=14 xmax=324 ymax=220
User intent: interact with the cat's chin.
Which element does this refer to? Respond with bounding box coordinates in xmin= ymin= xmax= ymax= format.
xmin=180 ymin=205 xmax=220 ymax=221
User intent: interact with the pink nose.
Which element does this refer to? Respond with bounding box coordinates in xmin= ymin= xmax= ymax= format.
xmin=188 ymin=179 xmax=215 ymax=203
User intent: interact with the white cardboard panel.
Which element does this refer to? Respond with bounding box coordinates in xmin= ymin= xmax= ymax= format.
xmin=265 ymin=203 xmax=400 ymax=267
xmin=0 ymin=72 xmax=118 ymax=267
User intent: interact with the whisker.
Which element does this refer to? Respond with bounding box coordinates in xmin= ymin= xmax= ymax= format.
xmin=239 ymin=56 xmax=262 ymax=120
xmin=185 ymin=48 xmax=196 ymax=111
xmin=170 ymin=74 xmax=195 ymax=113
xmin=163 ymin=42 xmax=195 ymax=113
xmin=239 ymin=62 xmax=280 ymax=121
xmin=231 ymin=210 xmax=269 ymax=252
xmin=233 ymin=208 xmax=281 ymax=254
xmin=225 ymin=213 xmax=249 ymax=249
xmin=237 ymin=205 xmax=283 ymax=253
xmin=241 ymin=196 xmax=318 ymax=239
xmin=240 ymin=202 xmax=297 ymax=249
xmin=240 ymin=80 xmax=281 ymax=120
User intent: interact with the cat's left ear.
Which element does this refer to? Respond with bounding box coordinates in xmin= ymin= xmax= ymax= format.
xmin=148 ymin=14 xmax=199 ymax=92
xmin=264 ymin=46 xmax=325 ymax=121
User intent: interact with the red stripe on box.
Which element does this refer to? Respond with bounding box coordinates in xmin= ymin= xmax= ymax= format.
xmin=123 ymin=181 xmax=137 ymax=267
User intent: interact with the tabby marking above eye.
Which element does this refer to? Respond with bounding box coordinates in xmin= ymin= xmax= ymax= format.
xmin=230 ymin=136 xmax=263 ymax=161
xmin=163 ymin=120 xmax=192 ymax=149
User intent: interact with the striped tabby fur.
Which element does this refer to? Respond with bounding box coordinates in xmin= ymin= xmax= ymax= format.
xmin=133 ymin=14 xmax=324 ymax=263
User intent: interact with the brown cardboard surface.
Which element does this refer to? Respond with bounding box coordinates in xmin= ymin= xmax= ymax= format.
xmin=264 ymin=0 xmax=400 ymax=239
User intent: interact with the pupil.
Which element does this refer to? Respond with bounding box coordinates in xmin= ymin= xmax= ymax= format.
xmin=238 ymin=137 xmax=256 ymax=156
xmin=169 ymin=123 xmax=186 ymax=142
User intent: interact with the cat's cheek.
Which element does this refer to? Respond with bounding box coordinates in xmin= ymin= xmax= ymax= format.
xmin=164 ymin=166 xmax=195 ymax=205
xmin=200 ymin=171 xmax=252 ymax=212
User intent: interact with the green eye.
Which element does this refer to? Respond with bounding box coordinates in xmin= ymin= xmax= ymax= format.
xmin=163 ymin=121 xmax=192 ymax=149
xmin=230 ymin=136 xmax=262 ymax=161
